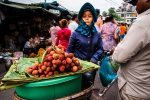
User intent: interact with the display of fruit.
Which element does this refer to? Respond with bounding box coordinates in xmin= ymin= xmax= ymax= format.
xmin=26 ymin=44 xmax=83 ymax=78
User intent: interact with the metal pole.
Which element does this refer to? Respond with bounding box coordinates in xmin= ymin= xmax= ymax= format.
xmin=45 ymin=0 xmax=46 ymax=2
xmin=124 ymin=6 xmax=126 ymax=23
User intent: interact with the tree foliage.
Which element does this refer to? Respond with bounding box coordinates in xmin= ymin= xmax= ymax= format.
xmin=102 ymin=11 xmax=107 ymax=17
xmin=102 ymin=7 xmax=123 ymax=21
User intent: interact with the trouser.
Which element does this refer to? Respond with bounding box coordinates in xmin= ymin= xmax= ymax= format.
xmin=82 ymin=69 xmax=97 ymax=85
xmin=118 ymin=85 xmax=146 ymax=100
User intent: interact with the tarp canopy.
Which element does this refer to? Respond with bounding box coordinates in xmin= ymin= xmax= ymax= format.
xmin=29 ymin=3 xmax=73 ymax=19
xmin=0 ymin=2 xmax=58 ymax=19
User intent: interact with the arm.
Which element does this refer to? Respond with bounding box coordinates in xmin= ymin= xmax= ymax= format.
xmin=67 ymin=30 xmax=72 ymax=40
xmin=114 ymin=25 xmax=119 ymax=44
xmin=113 ymin=24 xmax=148 ymax=63
xmin=66 ymin=32 xmax=76 ymax=53
xmin=55 ymin=31 xmax=60 ymax=46
xmin=93 ymin=34 xmax=104 ymax=61
xmin=24 ymin=41 xmax=30 ymax=48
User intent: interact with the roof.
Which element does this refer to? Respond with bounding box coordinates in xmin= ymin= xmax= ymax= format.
xmin=0 ymin=2 xmax=58 ymax=19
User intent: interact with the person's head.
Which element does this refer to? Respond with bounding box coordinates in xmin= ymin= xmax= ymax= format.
xmin=66 ymin=15 xmax=72 ymax=24
xmin=51 ymin=20 xmax=58 ymax=27
xmin=105 ymin=14 xmax=114 ymax=23
xmin=35 ymin=33 xmax=39 ymax=37
xmin=121 ymin=23 xmax=124 ymax=26
xmin=78 ymin=2 xmax=97 ymax=26
xmin=95 ymin=9 xmax=100 ymax=18
xmin=124 ymin=0 xmax=150 ymax=14
xmin=28 ymin=36 xmax=34 ymax=42
xmin=72 ymin=14 xmax=78 ymax=22
xmin=59 ymin=19 xmax=68 ymax=28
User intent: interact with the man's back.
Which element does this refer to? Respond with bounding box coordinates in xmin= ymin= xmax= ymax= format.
xmin=113 ymin=9 xmax=150 ymax=99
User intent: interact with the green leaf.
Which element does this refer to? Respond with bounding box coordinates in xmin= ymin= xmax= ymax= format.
xmin=17 ymin=58 xmax=39 ymax=73
xmin=5 ymin=72 xmax=21 ymax=78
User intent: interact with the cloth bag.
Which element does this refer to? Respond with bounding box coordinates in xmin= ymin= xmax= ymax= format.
xmin=99 ymin=55 xmax=118 ymax=87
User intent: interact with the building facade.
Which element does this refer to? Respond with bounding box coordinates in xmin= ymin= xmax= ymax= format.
xmin=116 ymin=3 xmax=137 ymax=25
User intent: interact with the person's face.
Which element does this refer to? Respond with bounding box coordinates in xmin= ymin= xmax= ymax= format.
xmin=29 ymin=38 xmax=33 ymax=42
xmin=75 ymin=17 xmax=78 ymax=22
xmin=36 ymin=34 xmax=39 ymax=37
xmin=136 ymin=0 xmax=150 ymax=14
xmin=82 ymin=10 xmax=93 ymax=26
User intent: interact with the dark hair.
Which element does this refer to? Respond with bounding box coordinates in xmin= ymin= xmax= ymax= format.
xmin=51 ymin=20 xmax=58 ymax=26
xmin=66 ymin=15 xmax=72 ymax=21
xmin=95 ymin=9 xmax=100 ymax=16
xmin=72 ymin=14 xmax=78 ymax=20
xmin=28 ymin=35 xmax=33 ymax=40
xmin=105 ymin=14 xmax=114 ymax=22
xmin=59 ymin=19 xmax=68 ymax=28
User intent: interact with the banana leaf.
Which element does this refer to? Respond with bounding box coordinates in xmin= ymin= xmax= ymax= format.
xmin=0 ymin=57 xmax=99 ymax=91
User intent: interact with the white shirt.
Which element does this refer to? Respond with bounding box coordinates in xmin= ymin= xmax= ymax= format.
xmin=68 ymin=21 xmax=78 ymax=33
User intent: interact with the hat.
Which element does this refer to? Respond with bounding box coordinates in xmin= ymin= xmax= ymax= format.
xmin=123 ymin=0 xmax=137 ymax=6
xmin=78 ymin=2 xmax=97 ymax=22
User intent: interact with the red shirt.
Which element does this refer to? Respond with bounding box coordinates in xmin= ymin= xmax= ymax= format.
xmin=55 ymin=28 xmax=71 ymax=51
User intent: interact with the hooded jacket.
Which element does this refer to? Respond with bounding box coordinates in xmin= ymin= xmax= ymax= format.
xmin=67 ymin=2 xmax=104 ymax=61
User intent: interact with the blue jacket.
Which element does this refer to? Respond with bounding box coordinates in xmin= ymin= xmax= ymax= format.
xmin=67 ymin=31 xmax=104 ymax=61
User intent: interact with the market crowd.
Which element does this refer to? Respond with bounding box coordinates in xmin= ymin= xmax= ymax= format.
xmin=0 ymin=0 xmax=150 ymax=100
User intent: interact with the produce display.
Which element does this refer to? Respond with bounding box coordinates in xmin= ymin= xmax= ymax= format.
xmin=0 ymin=44 xmax=100 ymax=91
xmin=28 ymin=48 xmax=46 ymax=58
xmin=26 ymin=45 xmax=83 ymax=78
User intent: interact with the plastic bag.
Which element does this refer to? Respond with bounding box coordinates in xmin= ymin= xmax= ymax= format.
xmin=107 ymin=55 xmax=120 ymax=73
xmin=99 ymin=55 xmax=118 ymax=87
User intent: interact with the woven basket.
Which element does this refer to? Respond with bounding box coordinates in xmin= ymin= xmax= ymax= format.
xmin=14 ymin=82 xmax=93 ymax=100
xmin=56 ymin=82 xmax=93 ymax=100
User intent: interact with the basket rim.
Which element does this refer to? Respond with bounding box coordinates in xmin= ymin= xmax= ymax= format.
xmin=14 ymin=82 xmax=93 ymax=100
xmin=55 ymin=82 xmax=93 ymax=100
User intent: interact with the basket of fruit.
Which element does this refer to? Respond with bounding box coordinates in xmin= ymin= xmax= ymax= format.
xmin=0 ymin=45 xmax=99 ymax=99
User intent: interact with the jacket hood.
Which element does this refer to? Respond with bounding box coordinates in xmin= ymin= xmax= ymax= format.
xmin=78 ymin=2 xmax=97 ymax=22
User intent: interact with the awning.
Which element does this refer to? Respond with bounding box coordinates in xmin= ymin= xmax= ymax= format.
xmin=0 ymin=2 xmax=58 ymax=19
xmin=29 ymin=3 xmax=73 ymax=19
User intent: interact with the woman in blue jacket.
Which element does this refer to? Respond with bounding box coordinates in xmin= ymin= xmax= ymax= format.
xmin=67 ymin=2 xmax=104 ymax=84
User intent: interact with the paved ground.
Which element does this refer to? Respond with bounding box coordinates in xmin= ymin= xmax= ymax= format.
xmin=0 ymin=70 xmax=118 ymax=100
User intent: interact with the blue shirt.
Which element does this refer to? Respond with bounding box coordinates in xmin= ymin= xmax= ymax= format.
xmin=24 ymin=41 xmax=35 ymax=48
xmin=67 ymin=31 xmax=104 ymax=61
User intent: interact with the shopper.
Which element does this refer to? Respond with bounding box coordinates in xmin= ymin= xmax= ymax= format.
xmin=34 ymin=33 xmax=40 ymax=45
xmin=67 ymin=2 xmax=104 ymax=84
xmin=95 ymin=9 xmax=103 ymax=32
xmin=55 ymin=19 xmax=71 ymax=51
xmin=49 ymin=21 xmax=60 ymax=45
xmin=119 ymin=23 xmax=126 ymax=41
xmin=68 ymin=14 xmax=78 ymax=33
xmin=100 ymin=14 xmax=118 ymax=51
xmin=113 ymin=0 xmax=150 ymax=99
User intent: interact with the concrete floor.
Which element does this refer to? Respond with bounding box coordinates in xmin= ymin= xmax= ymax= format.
xmin=0 ymin=70 xmax=118 ymax=100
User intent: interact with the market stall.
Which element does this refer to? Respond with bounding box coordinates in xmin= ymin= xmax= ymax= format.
xmin=0 ymin=2 xmax=59 ymax=72
xmin=0 ymin=45 xmax=100 ymax=100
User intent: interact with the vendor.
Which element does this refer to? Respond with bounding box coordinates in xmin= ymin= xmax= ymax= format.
xmin=34 ymin=33 xmax=40 ymax=45
xmin=23 ymin=36 xmax=37 ymax=56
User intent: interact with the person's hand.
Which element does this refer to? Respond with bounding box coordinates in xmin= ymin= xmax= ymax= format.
xmin=109 ymin=46 xmax=115 ymax=53
xmin=90 ymin=58 xmax=97 ymax=64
